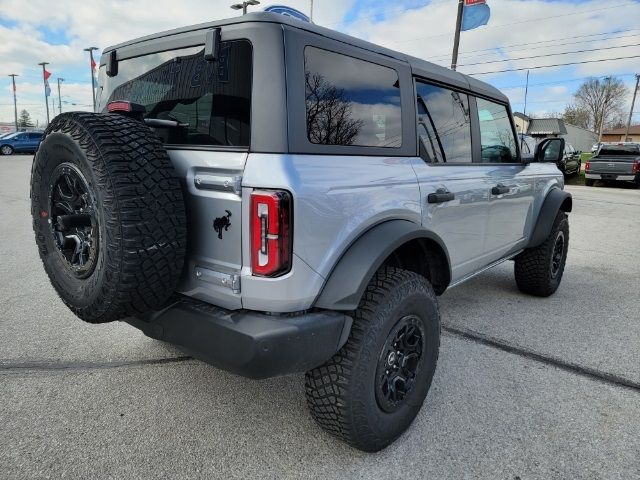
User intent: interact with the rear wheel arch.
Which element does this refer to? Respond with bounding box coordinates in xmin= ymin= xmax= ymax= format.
xmin=314 ymin=220 xmax=451 ymax=311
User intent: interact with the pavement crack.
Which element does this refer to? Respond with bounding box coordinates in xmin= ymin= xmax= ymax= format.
xmin=0 ymin=356 xmax=194 ymax=374
xmin=443 ymin=325 xmax=640 ymax=394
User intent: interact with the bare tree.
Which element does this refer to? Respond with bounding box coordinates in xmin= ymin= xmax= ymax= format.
xmin=562 ymin=104 xmax=590 ymax=130
xmin=305 ymin=72 xmax=363 ymax=146
xmin=572 ymin=77 xmax=628 ymax=136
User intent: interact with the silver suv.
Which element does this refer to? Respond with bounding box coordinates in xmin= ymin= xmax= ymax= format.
xmin=30 ymin=13 xmax=571 ymax=452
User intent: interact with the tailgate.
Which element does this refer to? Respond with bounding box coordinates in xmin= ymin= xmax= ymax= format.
xmin=589 ymin=158 xmax=636 ymax=174
xmin=170 ymin=149 xmax=247 ymax=310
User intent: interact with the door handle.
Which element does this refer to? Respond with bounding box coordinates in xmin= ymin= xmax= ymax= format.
xmin=427 ymin=188 xmax=455 ymax=204
xmin=491 ymin=184 xmax=510 ymax=195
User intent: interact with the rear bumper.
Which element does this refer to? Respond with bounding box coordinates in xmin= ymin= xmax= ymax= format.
xmin=125 ymin=297 xmax=352 ymax=379
xmin=585 ymin=173 xmax=637 ymax=181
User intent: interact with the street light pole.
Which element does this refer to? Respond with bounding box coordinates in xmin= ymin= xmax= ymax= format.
xmin=8 ymin=74 xmax=18 ymax=131
xmin=84 ymin=47 xmax=99 ymax=111
xmin=38 ymin=62 xmax=50 ymax=125
xmin=230 ymin=0 xmax=260 ymax=15
xmin=57 ymin=78 xmax=64 ymax=115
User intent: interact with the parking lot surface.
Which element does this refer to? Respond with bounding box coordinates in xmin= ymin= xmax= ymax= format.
xmin=1 ymin=155 xmax=639 ymax=479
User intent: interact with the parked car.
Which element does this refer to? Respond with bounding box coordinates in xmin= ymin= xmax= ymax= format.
xmin=0 ymin=131 xmax=44 ymax=155
xmin=30 ymin=12 xmax=571 ymax=452
xmin=561 ymin=143 xmax=582 ymax=176
xmin=585 ymin=142 xmax=640 ymax=187
xmin=520 ymin=134 xmax=580 ymax=176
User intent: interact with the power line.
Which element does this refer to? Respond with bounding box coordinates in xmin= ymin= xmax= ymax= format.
xmin=468 ymin=55 xmax=640 ymax=76
xmin=494 ymin=73 xmax=638 ymax=90
xmin=389 ymin=2 xmax=638 ymax=44
xmin=428 ymin=30 xmax=640 ymax=61
xmin=459 ymin=43 xmax=640 ymax=67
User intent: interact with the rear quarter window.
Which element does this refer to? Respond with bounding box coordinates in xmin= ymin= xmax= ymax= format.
xmin=303 ymin=46 xmax=402 ymax=148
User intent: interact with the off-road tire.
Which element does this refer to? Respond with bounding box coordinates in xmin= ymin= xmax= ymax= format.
xmin=514 ymin=211 xmax=569 ymax=297
xmin=585 ymin=178 xmax=595 ymax=186
xmin=305 ymin=267 xmax=440 ymax=452
xmin=31 ymin=112 xmax=187 ymax=323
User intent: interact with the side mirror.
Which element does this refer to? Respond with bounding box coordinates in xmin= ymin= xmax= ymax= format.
xmin=204 ymin=28 xmax=221 ymax=62
xmin=534 ymin=138 xmax=565 ymax=163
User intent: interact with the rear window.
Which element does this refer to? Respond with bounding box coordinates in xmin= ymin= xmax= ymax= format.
xmin=598 ymin=145 xmax=640 ymax=156
xmin=97 ymin=40 xmax=252 ymax=147
xmin=303 ymin=46 xmax=402 ymax=148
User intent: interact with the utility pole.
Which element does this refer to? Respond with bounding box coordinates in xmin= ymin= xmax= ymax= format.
xmin=57 ymin=78 xmax=64 ymax=115
xmin=230 ymin=0 xmax=260 ymax=15
xmin=8 ymin=74 xmax=18 ymax=131
xmin=624 ymin=74 xmax=639 ymax=142
xmin=310 ymin=0 xmax=314 ymax=21
xmin=84 ymin=47 xmax=99 ymax=111
xmin=451 ymin=0 xmax=464 ymax=70
xmin=38 ymin=62 xmax=50 ymax=125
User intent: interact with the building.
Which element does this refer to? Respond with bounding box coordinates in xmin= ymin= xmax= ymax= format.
xmin=512 ymin=112 xmax=598 ymax=152
xmin=601 ymin=125 xmax=640 ymax=143
xmin=0 ymin=122 xmax=16 ymax=135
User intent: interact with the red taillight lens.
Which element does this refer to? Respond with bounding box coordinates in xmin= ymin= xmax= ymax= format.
xmin=107 ymin=101 xmax=132 ymax=112
xmin=632 ymin=160 xmax=640 ymax=174
xmin=250 ymin=190 xmax=292 ymax=277
xmin=585 ymin=161 xmax=590 ymax=172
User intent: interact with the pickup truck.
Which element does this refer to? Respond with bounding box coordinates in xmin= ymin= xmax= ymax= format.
xmin=585 ymin=143 xmax=640 ymax=187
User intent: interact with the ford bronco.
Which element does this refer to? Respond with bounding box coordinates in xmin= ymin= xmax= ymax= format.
xmin=31 ymin=12 xmax=571 ymax=452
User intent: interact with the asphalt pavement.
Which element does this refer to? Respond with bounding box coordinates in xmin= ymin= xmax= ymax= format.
xmin=1 ymin=155 xmax=639 ymax=479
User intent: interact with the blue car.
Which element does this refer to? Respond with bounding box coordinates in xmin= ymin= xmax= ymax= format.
xmin=0 ymin=131 xmax=44 ymax=155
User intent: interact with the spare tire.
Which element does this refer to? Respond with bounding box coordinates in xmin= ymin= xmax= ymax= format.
xmin=31 ymin=112 xmax=187 ymax=323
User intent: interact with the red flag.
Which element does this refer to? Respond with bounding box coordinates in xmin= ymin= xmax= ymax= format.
xmin=43 ymin=69 xmax=51 ymax=80
xmin=91 ymin=58 xmax=97 ymax=70
xmin=466 ymin=0 xmax=486 ymax=4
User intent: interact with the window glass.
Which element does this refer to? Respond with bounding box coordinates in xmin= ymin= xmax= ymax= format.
xmin=415 ymin=82 xmax=472 ymax=163
xmin=476 ymin=98 xmax=517 ymax=163
xmin=100 ymin=40 xmax=252 ymax=147
xmin=304 ymin=46 xmax=402 ymax=148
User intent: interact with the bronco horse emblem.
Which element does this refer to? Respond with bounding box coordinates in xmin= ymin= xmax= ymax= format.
xmin=213 ymin=210 xmax=232 ymax=239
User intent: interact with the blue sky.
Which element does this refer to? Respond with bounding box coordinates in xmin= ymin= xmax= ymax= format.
xmin=0 ymin=0 xmax=638 ymax=126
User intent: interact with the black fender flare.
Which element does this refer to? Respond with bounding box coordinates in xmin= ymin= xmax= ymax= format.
xmin=527 ymin=188 xmax=572 ymax=248
xmin=314 ymin=220 xmax=451 ymax=311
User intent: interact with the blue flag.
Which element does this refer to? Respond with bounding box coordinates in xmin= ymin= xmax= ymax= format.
xmin=462 ymin=1 xmax=491 ymax=31
xmin=45 ymin=81 xmax=51 ymax=97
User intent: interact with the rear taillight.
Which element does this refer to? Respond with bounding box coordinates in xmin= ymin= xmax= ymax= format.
xmin=585 ymin=161 xmax=590 ymax=172
xmin=632 ymin=160 xmax=640 ymax=174
xmin=250 ymin=190 xmax=292 ymax=277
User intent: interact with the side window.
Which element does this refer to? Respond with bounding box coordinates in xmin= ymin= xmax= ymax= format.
xmin=476 ymin=97 xmax=518 ymax=163
xmin=304 ymin=46 xmax=402 ymax=148
xmin=103 ymin=40 xmax=252 ymax=147
xmin=415 ymin=81 xmax=472 ymax=163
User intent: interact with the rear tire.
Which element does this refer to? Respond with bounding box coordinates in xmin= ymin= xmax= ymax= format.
xmin=514 ymin=211 xmax=569 ymax=297
xmin=585 ymin=178 xmax=595 ymax=186
xmin=305 ymin=267 xmax=440 ymax=452
xmin=31 ymin=112 xmax=187 ymax=323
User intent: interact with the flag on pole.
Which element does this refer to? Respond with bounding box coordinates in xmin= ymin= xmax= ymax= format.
xmin=462 ymin=0 xmax=491 ymax=31
xmin=43 ymin=68 xmax=52 ymax=96
xmin=91 ymin=58 xmax=97 ymax=70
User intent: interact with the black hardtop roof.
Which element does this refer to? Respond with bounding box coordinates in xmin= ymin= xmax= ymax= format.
xmin=103 ymin=12 xmax=507 ymax=103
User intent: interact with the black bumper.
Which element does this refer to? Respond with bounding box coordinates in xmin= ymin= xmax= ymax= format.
xmin=125 ymin=297 xmax=352 ymax=379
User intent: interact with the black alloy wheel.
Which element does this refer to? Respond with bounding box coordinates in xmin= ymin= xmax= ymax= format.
xmin=550 ymin=230 xmax=565 ymax=279
xmin=47 ymin=163 xmax=99 ymax=278
xmin=375 ymin=315 xmax=425 ymax=413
